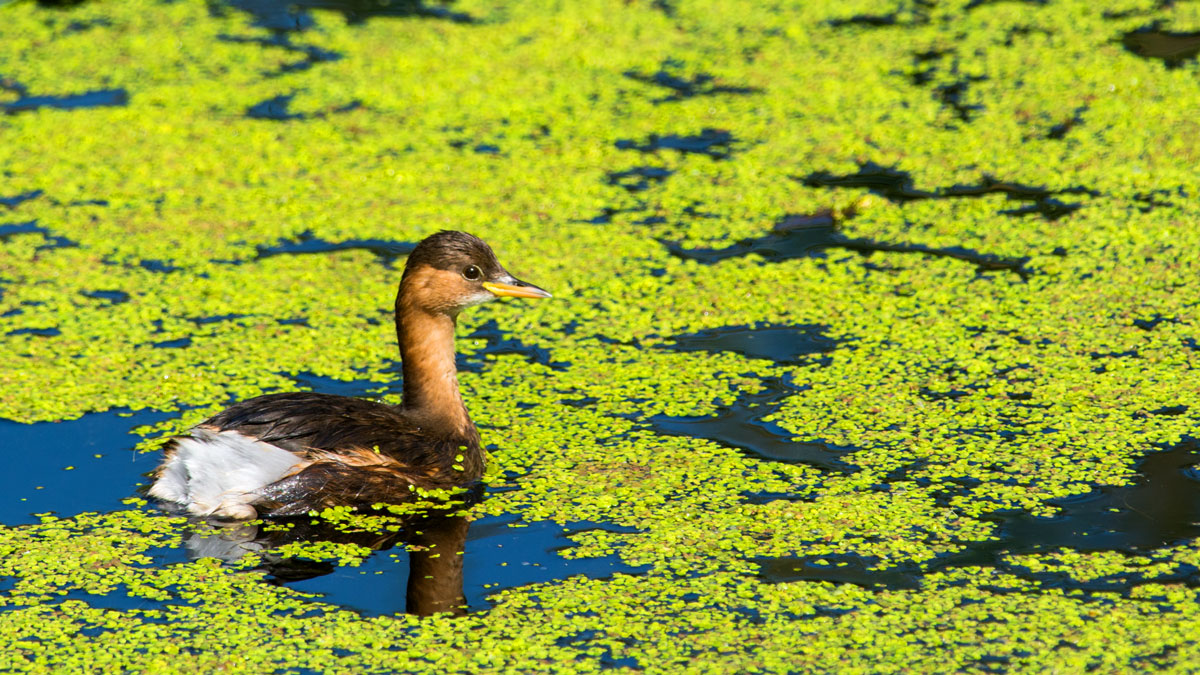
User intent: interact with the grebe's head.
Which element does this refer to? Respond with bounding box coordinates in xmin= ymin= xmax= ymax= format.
xmin=399 ymin=230 xmax=551 ymax=316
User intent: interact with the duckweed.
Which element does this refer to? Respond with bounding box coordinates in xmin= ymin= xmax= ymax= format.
xmin=3 ymin=0 xmax=1200 ymax=670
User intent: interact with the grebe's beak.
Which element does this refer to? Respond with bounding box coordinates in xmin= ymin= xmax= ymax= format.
xmin=483 ymin=275 xmax=552 ymax=299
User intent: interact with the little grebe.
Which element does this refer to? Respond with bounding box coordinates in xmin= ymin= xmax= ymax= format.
xmin=149 ymin=231 xmax=551 ymax=519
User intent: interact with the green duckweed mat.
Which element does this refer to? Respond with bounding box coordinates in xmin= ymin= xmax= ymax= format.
xmin=2 ymin=0 xmax=1200 ymax=671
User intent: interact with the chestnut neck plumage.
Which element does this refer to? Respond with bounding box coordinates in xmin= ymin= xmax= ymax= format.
xmin=394 ymin=287 xmax=476 ymax=440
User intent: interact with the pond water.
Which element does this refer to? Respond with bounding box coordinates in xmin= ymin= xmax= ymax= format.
xmin=757 ymin=440 xmax=1200 ymax=592
xmin=662 ymin=165 xmax=1092 ymax=276
xmin=7 ymin=273 xmax=1197 ymax=615
xmin=0 ymin=408 xmax=173 ymax=525
xmin=0 ymin=380 xmax=645 ymax=617
xmin=650 ymin=324 xmax=856 ymax=470
xmin=5 ymin=0 xmax=1200 ymax=665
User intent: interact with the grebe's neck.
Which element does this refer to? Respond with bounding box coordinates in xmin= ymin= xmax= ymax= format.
xmin=395 ymin=290 xmax=474 ymax=436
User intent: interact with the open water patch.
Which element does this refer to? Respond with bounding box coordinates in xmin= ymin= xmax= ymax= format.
xmin=246 ymin=93 xmax=361 ymax=121
xmin=826 ymin=8 xmax=931 ymax=28
xmin=152 ymin=337 xmax=193 ymax=349
xmin=1122 ymin=25 xmax=1200 ymax=68
xmin=220 ymin=33 xmax=342 ymax=77
xmin=649 ymin=325 xmax=851 ymax=470
xmin=81 ymin=290 xmax=130 ymax=304
xmin=799 ymin=163 xmax=1092 ymax=219
xmin=624 ymin=60 xmax=760 ymax=103
xmin=289 ymin=370 xmax=400 ymax=399
xmin=0 ymin=408 xmax=175 ymax=525
xmin=660 ymin=323 xmax=837 ymax=366
xmin=616 ymin=128 xmax=737 ymax=159
xmin=139 ymin=259 xmax=182 ymax=273
xmin=0 ymin=190 xmax=43 ymax=209
xmin=897 ymin=50 xmax=986 ymax=123
xmin=220 ymin=0 xmax=475 ymax=31
xmin=461 ymin=319 xmax=570 ymax=372
xmin=607 ymin=166 xmax=673 ymax=193
xmin=197 ymin=512 xmax=648 ymax=616
xmin=759 ymin=439 xmax=1200 ymax=592
xmin=664 ymin=211 xmax=1033 ymax=277
xmin=648 ymin=375 xmax=857 ymax=472
xmin=255 ymin=231 xmax=415 ymax=267
xmin=0 ymin=221 xmax=78 ymax=251
xmin=1 ymin=77 xmax=128 ymax=115
xmin=6 ymin=327 xmax=61 ymax=337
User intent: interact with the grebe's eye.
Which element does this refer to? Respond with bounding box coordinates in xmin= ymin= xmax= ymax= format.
xmin=463 ymin=265 xmax=482 ymax=281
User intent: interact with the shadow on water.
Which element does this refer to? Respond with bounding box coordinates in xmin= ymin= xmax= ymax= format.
xmin=0 ymin=409 xmax=174 ymax=525
xmin=649 ymin=324 xmax=856 ymax=472
xmin=663 ymin=211 xmax=1035 ymax=278
xmin=219 ymin=0 xmax=475 ymax=31
xmin=759 ymin=439 xmax=1200 ymax=592
xmin=1122 ymin=25 xmax=1200 ymax=68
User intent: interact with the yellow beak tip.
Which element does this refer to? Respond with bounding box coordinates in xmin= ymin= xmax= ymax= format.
xmin=482 ymin=281 xmax=552 ymax=299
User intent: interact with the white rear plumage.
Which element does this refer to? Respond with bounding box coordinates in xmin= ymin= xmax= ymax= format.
xmin=148 ymin=427 xmax=304 ymax=519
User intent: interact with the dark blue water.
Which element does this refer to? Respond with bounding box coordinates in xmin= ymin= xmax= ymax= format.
xmin=0 ymin=408 xmax=174 ymax=525
xmin=759 ymin=440 xmax=1200 ymax=593
xmin=0 ymin=397 xmax=644 ymax=615
xmin=2 ymin=89 xmax=128 ymax=114
xmin=255 ymin=231 xmax=415 ymax=267
xmin=661 ymin=324 xmax=836 ymax=365
xmin=649 ymin=324 xmax=856 ymax=471
xmin=262 ymin=514 xmax=645 ymax=614
xmin=0 ymin=221 xmax=78 ymax=250
xmin=1122 ymin=27 xmax=1200 ymax=68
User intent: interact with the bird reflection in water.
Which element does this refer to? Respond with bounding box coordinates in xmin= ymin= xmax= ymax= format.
xmin=182 ymin=498 xmax=474 ymax=617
